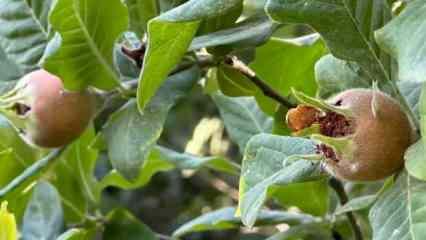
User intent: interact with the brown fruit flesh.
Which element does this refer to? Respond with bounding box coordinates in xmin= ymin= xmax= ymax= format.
xmin=22 ymin=70 xmax=95 ymax=148
xmin=325 ymin=89 xmax=413 ymax=181
xmin=286 ymin=105 xmax=319 ymax=132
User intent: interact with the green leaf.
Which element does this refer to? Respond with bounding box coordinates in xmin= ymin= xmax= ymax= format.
xmin=26 ymin=0 xmax=53 ymax=32
xmin=198 ymin=1 xmax=242 ymax=35
xmin=369 ymin=172 xmax=426 ymax=240
xmin=265 ymin=223 xmax=332 ymax=240
xmin=125 ymin=0 xmax=158 ymax=37
xmin=212 ymin=93 xmax=273 ymax=152
xmin=0 ymin=0 xmax=49 ymax=73
xmin=316 ymin=54 xmax=371 ymax=98
xmin=43 ymin=0 xmax=129 ymax=90
xmin=173 ymin=207 xmax=317 ymax=237
xmin=266 ymin=0 xmax=393 ymax=85
xmin=189 ymin=17 xmax=279 ymax=51
xmin=398 ymin=80 xmax=422 ymax=118
xmin=406 ymin=82 xmax=426 ymax=180
xmin=137 ymin=0 xmax=242 ymax=111
xmin=104 ymin=67 xmax=200 ymax=180
xmin=22 ymin=181 xmax=64 ymax=240
xmin=273 ymin=179 xmax=329 ymax=216
xmin=0 ymin=116 xmax=40 ymax=187
xmin=50 ymin=127 xmax=98 ymax=223
xmin=405 ymin=140 xmax=426 ymax=181
xmin=335 ymin=195 xmax=377 ymax=215
xmin=98 ymin=145 xmax=240 ymax=191
xmin=0 ymin=114 xmax=42 ymax=221
xmin=238 ymin=134 xmax=324 ymax=227
xmin=250 ymin=34 xmax=326 ymax=115
xmin=375 ymin=0 xmax=426 ymax=83
xmin=216 ymin=65 xmax=257 ymax=97
xmin=0 ymin=46 xmax=22 ymax=92
xmin=104 ymin=209 xmax=158 ymax=240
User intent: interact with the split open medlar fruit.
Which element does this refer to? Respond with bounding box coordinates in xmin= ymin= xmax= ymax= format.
xmin=0 ymin=69 xmax=96 ymax=148
xmin=287 ymin=89 xmax=414 ymax=181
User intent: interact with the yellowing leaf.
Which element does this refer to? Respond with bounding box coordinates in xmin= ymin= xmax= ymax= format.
xmin=0 ymin=202 xmax=17 ymax=240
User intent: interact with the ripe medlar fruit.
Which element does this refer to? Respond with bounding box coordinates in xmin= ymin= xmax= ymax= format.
xmin=0 ymin=70 xmax=96 ymax=148
xmin=287 ymin=89 xmax=413 ymax=181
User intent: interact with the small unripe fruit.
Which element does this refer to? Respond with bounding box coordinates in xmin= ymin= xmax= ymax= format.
xmin=1 ymin=70 xmax=96 ymax=148
xmin=288 ymin=89 xmax=414 ymax=181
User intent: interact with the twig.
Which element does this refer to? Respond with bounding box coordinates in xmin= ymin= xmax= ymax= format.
xmin=223 ymin=56 xmax=296 ymax=109
xmin=123 ymin=54 xmax=216 ymax=90
xmin=329 ymin=178 xmax=363 ymax=240
xmin=0 ymin=147 xmax=66 ymax=198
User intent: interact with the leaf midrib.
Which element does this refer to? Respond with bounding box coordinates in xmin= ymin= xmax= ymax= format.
xmin=72 ymin=1 xmax=118 ymax=83
xmin=340 ymin=0 xmax=390 ymax=82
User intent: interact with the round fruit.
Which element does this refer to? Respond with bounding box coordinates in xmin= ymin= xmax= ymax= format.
xmin=323 ymin=89 xmax=413 ymax=181
xmin=288 ymin=89 xmax=414 ymax=181
xmin=0 ymin=69 xmax=96 ymax=148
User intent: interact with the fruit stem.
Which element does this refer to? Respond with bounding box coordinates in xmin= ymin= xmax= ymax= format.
xmin=223 ymin=56 xmax=296 ymax=109
xmin=329 ymin=178 xmax=364 ymax=240
xmin=0 ymin=147 xmax=66 ymax=198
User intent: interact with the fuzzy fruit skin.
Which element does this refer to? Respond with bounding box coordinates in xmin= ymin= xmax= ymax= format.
xmin=325 ymin=89 xmax=413 ymax=181
xmin=18 ymin=70 xmax=95 ymax=148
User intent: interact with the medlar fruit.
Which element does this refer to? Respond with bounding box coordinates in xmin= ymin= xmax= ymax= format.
xmin=287 ymin=89 xmax=414 ymax=181
xmin=0 ymin=69 xmax=96 ymax=148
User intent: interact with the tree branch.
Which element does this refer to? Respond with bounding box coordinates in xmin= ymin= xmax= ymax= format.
xmin=223 ymin=56 xmax=296 ymax=109
xmin=123 ymin=54 xmax=216 ymax=90
xmin=0 ymin=147 xmax=66 ymax=198
xmin=329 ymin=178 xmax=363 ymax=240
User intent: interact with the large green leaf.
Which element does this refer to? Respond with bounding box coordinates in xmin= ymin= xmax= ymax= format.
xmin=212 ymin=93 xmax=273 ymax=153
xmin=405 ymin=82 xmax=426 ymax=180
xmin=0 ymin=0 xmax=49 ymax=73
xmin=0 ymin=115 xmax=40 ymax=187
xmin=137 ymin=0 xmax=243 ymax=112
xmin=375 ymin=0 xmax=426 ymax=83
xmin=0 ymin=46 xmax=22 ymax=93
xmin=43 ymin=0 xmax=128 ymax=90
xmin=266 ymin=0 xmax=393 ymax=86
xmin=273 ymin=179 xmax=329 ymax=217
xmin=189 ymin=17 xmax=279 ymax=51
xmin=173 ymin=207 xmax=317 ymax=237
xmin=26 ymin=0 xmax=53 ymax=32
xmin=249 ymin=34 xmax=326 ymax=115
xmin=369 ymin=172 xmax=426 ymax=240
xmin=22 ymin=181 xmax=64 ymax=240
xmin=376 ymin=1 xmax=426 ymax=181
xmin=316 ymin=54 xmax=371 ymax=98
xmin=0 ymin=115 xmax=42 ymax=222
xmin=50 ymin=128 xmax=98 ymax=223
xmin=104 ymin=67 xmax=200 ymax=180
xmin=125 ymin=0 xmax=158 ymax=37
xmin=238 ymin=134 xmax=324 ymax=227
xmin=104 ymin=209 xmax=158 ymax=240
xmin=98 ymin=145 xmax=240 ymax=191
